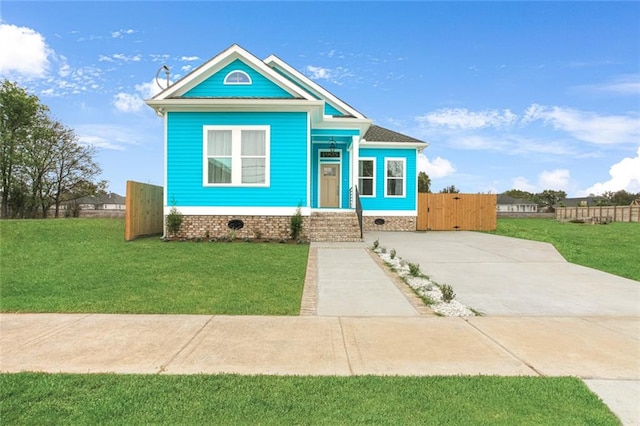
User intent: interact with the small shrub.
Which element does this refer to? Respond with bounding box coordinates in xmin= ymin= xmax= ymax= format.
xmin=253 ymin=229 xmax=263 ymax=240
xmin=166 ymin=198 xmax=183 ymax=237
xmin=440 ymin=284 xmax=456 ymax=303
xmin=380 ymin=247 xmax=387 ymax=254
xmin=407 ymin=261 xmax=421 ymax=277
xmin=390 ymin=249 xmax=396 ymax=259
xmin=372 ymin=239 xmax=379 ymax=250
xmin=290 ymin=207 xmax=303 ymax=240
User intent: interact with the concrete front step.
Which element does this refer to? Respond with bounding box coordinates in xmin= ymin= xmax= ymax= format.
xmin=310 ymin=211 xmax=362 ymax=242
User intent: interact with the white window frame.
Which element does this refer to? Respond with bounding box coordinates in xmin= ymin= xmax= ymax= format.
xmin=223 ymin=70 xmax=252 ymax=85
xmin=384 ymin=157 xmax=406 ymax=198
xmin=358 ymin=157 xmax=376 ymax=197
xmin=203 ymin=125 xmax=270 ymax=187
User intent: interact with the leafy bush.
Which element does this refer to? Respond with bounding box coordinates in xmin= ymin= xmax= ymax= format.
xmin=390 ymin=249 xmax=396 ymax=259
xmin=166 ymin=198 xmax=183 ymax=237
xmin=407 ymin=261 xmax=421 ymax=277
xmin=372 ymin=239 xmax=379 ymax=250
xmin=440 ymin=284 xmax=456 ymax=303
xmin=290 ymin=207 xmax=303 ymax=240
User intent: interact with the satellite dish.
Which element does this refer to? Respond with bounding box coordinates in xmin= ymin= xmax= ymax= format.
xmin=155 ymin=65 xmax=171 ymax=90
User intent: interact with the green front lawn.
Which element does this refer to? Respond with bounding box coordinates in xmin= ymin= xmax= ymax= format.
xmin=0 ymin=373 xmax=618 ymax=425
xmin=0 ymin=219 xmax=308 ymax=314
xmin=489 ymin=218 xmax=640 ymax=281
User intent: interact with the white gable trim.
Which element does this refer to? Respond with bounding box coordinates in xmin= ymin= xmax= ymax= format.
xmin=264 ymin=54 xmax=366 ymax=120
xmin=152 ymin=44 xmax=314 ymax=101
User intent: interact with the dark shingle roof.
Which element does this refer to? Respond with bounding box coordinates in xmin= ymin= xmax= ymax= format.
xmin=363 ymin=125 xmax=426 ymax=144
xmin=497 ymin=194 xmax=536 ymax=205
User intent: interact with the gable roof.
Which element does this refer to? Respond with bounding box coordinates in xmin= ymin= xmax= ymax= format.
xmin=152 ymin=44 xmax=314 ymax=101
xmin=264 ymin=54 xmax=366 ymax=119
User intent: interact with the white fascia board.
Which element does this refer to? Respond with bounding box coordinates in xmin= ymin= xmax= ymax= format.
xmin=146 ymin=98 xmax=324 ymax=113
xmin=164 ymin=206 xmax=312 ymax=216
xmin=360 ymin=141 xmax=427 ymax=149
xmin=363 ymin=210 xmax=417 ymax=217
xmin=264 ymin=55 xmax=366 ymax=119
xmin=312 ymin=117 xmax=372 ymax=136
xmin=151 ymin=44 xmax=315 ymax=102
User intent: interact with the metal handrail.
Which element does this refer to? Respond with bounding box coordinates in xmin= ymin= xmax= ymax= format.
xmin=354 ymin=185 xmax=363 ymax=239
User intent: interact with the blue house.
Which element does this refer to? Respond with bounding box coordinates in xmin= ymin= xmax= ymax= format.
xmin=146 ymin=44 xmax=427 ymax=241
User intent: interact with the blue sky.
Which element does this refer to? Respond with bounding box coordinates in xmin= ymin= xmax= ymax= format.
xmin=1 ymin=1 xmax=639 ymax=196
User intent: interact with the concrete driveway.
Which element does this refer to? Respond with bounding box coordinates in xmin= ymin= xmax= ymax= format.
xmin=365 ymin=231 xmax=640 ymax=316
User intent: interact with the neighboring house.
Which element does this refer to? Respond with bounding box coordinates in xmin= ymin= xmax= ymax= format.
xmin=145 ymin=44 xmax=427 ymax=241
xmin=496 ymin=194 xmax=538 ymax=213
xmin=558 ymin=196 xmax=606 ymax=208
xmin=69 ymin=192 xmax=126 ymax=210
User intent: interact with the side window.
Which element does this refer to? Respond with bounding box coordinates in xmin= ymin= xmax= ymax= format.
xmin=358 ymin=158 xmax=375 ymax=196
xmin=385 ymin=158 xmax=405 ymax=197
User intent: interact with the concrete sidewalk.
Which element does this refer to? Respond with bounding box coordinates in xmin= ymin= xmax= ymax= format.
xmin=2 ymin=314 xmax=637 ymax=378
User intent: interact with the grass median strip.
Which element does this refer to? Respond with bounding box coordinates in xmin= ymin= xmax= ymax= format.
xmin=0 ymin=373 xmax=619 ymax=425
xmin=0 ymin=219 xmax=308 ymax=315
xmin=489 ymin=218 xmax=640 ymax=281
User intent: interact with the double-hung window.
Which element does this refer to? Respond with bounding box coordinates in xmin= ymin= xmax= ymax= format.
xmin=385 ymin=158 xmax=405 ymax=197
xmin=358 ymin=158 xmax=375 ymax=197
xmin=204 ymin=126 xmax=269 ymax=186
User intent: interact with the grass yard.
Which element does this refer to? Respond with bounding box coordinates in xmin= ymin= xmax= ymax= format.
xmin=0 ymin=219 xmax=308 ymax=314
xmin=489 ymin=218 xmax=640 ymax=281
xmin=0 ymin=373 xmax=618 ymax=425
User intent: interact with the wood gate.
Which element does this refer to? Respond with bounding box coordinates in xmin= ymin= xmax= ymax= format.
xmin=417 ymin=193 xmax=497 ymax=231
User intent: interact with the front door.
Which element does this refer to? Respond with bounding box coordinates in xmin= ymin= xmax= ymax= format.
xmin=320 ymin=164 xmax=340 ymax=207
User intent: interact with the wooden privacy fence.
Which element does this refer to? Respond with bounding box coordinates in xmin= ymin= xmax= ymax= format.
xmin=417 ymin=193 xmax=497 ymax=231
xmin=556 ymin=206 xmax=640 ymax=223
xmin=125 ymin=181 xmax=164 ymax=241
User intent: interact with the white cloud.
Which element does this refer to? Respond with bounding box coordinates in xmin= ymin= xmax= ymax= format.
xmin=181 ymin=65 xmax=193 ymax=73
xmin=538 ymin=169 xmax=571 ymax=190
xmin=511 ymin=177 xmax=537 ymax=193
xmin=575 ymin=74 xmax=640 ymax=96
xmin=522 ymin=104 xmax=640 ymax=145
xmin=112 ymin=79 xmax=167 ymax=113
xmin=76 ymin=124 xmax=142 ymax=150
xmin=113 ymin=92 xmax=145 ymax=112
xmin=180 ymin=56 xmax=200 ymax=61
xmin=416 ymin=108 xmax=518 ymax=129
xmin=111 ymin=29 xmax=135 ymax=39
xmin=418 ymin=153 xmax=456 ymax=178
xmin=511 ymin=169 xmax=571 ymax=193
xmin=578 ymin=147 xmax=640 ymax=196
xmin=304 ymin=65 xmax=352 ymax=85
xmin=0 ymin=23 xmax=51 ymax=78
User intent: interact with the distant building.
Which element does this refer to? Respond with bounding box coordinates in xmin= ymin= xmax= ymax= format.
xmin=496 ymin=194 xmax=538 ymax=213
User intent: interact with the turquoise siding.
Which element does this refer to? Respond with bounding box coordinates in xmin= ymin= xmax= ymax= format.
xmin=324 ymin=102 xmax=344 ymax=116
xmin=311 ymin=128 xmax=360 ymax=138
xmin=183 ymin=59 xmax=293 ymax=98
xmin=358 ymin=148 xmax=417 ymax=211
xmin=166 ymin=111 xmax=308 ymax=207
xmin=311 ymin=144 xmax=351 ymax=208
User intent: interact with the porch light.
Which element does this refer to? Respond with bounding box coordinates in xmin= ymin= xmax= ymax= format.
xmin=329 ymin=137 xmax=336 ymax=154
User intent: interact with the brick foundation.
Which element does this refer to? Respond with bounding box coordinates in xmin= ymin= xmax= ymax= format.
xmin=170 ymin=215 xmax=310 ymax=240
xmin=363 ymin=215 xmax=416 ymax=232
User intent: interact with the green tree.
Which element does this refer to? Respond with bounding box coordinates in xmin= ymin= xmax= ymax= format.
xmin=602 ymin=190 xmax=637 ymax=206
xmin=0 ymin=79 xmax=104 ymax=218
xmin=439 ymin=185 xmax=460 ymax=193
xmin=503 ymin=189 xmax=534 ymax=200
xmin=533 ymin=189 xmax=567 ymax=209
xmin=417 ymin=172 xmax=431 ymax=193
xmin=0 ymin=80 xmax=40 ymax=218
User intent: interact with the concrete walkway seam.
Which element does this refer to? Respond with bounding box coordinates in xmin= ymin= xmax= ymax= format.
xmin=159 ymin=315 xmax=216 ymax=374
xmin=463 ymin=318 xmax=544 ymax=377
